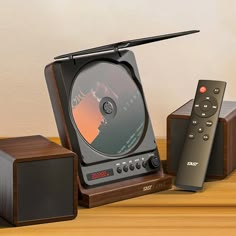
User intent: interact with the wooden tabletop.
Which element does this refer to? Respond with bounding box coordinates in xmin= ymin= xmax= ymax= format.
xmin=1 ymin=138 xmax=236 ymax=235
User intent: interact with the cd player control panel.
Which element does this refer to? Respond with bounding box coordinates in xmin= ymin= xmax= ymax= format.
xmin=81 ymin=151 xmax=160 ymax=187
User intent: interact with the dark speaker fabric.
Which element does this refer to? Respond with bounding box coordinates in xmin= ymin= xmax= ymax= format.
xmin=0 ymin=135 xmax=78 ymax=226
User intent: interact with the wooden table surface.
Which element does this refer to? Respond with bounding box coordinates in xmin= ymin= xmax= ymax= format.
xmin=1 ymin=138 xmax=236 ymax=235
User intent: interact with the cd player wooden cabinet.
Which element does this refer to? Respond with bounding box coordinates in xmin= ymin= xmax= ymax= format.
xmin=77 ymin=173 xmax=172 ymax=208
xmin=45 ymin=51 xmax=173 ymax=208
xmin=43 ymin=31 xmax=198 ymax=207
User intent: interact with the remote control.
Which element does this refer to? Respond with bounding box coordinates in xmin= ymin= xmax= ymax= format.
xmin=175 ymin=80 xmax=226 ymax=191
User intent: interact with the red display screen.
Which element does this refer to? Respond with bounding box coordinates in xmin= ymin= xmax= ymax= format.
xmin=87 ymin=169 xmax=114 ymax=181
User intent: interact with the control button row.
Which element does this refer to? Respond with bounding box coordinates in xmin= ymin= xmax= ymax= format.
xmin=199 ymin=86 xmax=220 ymax=94
xmin=188 ymin=133 xmax=210 ymax=141
xmin=116 ymin=162 xmax=145 ymax=174
xmin=192 ymin=119 xmax=213 ymax=127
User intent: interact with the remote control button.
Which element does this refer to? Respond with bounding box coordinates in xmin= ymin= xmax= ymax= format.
xmin=136 ymin=162 xmax=141 ymax=169
xmin=198 ymin=127 xmax=204 ymax=133
xmin=117 ymin=167 xmax=122 ymax=174
xmin=188 ymin=133 xmax=195 ymax=139
xmin=205 ymin=105 xmax=218 ymax=117
xmin=199 ymin=86 xmax=207 ymax=93
xmin=213 ymin=88 xmax=220 ymax=94
xmin=203 ymin=134 xmax=209 ymax=141
xmin=206 ymin=120 xmax=213 ymax=126
xmin=192 ymin=120 xmax=198 ymax=125
xmin=129 ymin=164 xmax=135 ymax=171
xmin=123 ymin=165 xmax=128 ymax=172
xmin=200 ymin=100 xmax=212 ymax=111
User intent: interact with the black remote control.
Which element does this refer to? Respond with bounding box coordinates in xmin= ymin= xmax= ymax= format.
xmin=175 ymin=80 xmax=226 ymax=191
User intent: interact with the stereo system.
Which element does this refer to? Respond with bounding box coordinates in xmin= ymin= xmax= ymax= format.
xmin=0 ymin=30 xmax=206 ymax=226
xmin=44 ymin=30 xmax=198 ymax=207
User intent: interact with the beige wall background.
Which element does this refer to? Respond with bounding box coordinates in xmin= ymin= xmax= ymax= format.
xmin=0 ymin=0 xmax=236 ymax=138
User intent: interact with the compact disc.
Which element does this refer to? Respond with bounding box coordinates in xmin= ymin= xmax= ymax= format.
xmin=70 ymin=61 xmax=146 ymax=156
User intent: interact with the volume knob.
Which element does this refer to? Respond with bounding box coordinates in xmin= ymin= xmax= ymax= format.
xmin=148 ymin=155 xmax=160 ymax=169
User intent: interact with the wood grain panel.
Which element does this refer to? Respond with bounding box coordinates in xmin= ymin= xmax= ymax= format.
xmin=0 ymin=137 xmax=236 ymax=234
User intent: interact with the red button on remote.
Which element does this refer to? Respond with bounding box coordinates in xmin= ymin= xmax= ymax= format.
xmin=199 ymin=86 xmax=207 ymax=93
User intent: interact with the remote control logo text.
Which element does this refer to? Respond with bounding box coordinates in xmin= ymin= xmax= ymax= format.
xmin=187 ymin=162 xmax=198 ymax=166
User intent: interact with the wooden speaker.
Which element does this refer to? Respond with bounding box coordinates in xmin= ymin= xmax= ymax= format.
xmin=0 ymin=135 xmax=78 ymax=226
xmin=167 ymin=100 xmax=236 ymax=179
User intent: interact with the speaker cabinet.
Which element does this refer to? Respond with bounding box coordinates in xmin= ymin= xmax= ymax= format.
xmin=0 ymin=135 xmax=78 ymax=226
xmin=167 ymin=100 xmax=236 ymax=179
